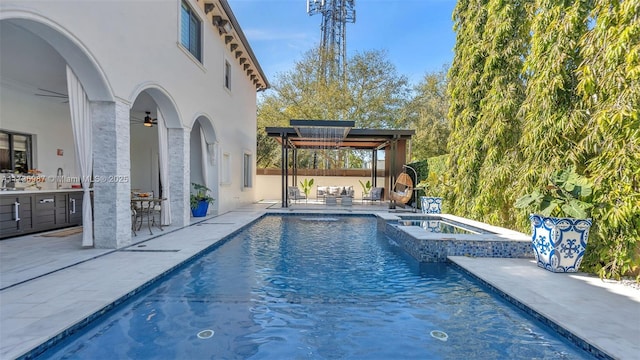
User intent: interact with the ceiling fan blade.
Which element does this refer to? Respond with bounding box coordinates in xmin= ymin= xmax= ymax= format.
xmin=37 ymin=88 xmax=69 ymax=97
xmin=35 ymin=94 xmax=68 ymax=98
xmin=130 ymin=116 xmax=157 ymax=127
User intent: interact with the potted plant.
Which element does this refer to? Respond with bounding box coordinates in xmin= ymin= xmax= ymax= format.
xmin=190 ymin=182 xmax=214 ymax=217
xmin=514 ymin=167 xmax=594 ymax=273
xmin=299 ymin=178 xmax=314 ymax=202
xmin=417 ymin=173 xmax=444 ymax=214
xmin=359 ymin=179 xmax=373 ymax=197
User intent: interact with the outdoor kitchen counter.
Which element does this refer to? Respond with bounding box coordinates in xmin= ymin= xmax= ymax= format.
xmin=0 ymin=189 xmax=88 ymax=239
xmin=0 ymin=188 xmax=86 ymax=194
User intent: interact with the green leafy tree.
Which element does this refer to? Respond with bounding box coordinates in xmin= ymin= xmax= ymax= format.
xmin=576 ymin=0 xmax=640 ymax=279
xmin=425 ymin=155 xmax=451 ymax=199
xmin=345 ymin=50 xmax=411 ymax=129
xmin=256 ymin=128 xmax=281 ymax=168
xmin=257 ymin=47 xmax=411 ymax=168
xmin=405 ymin=66 xmax=451 ymax=160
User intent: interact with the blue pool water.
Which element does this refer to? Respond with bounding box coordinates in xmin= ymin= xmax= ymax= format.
xmin=398 ymin=219 xmax=477 ymax=234
xmin=397 ymin=216 xmax=492 ymax=234
xmin=37 ymin=215 xmax=593 ymax=359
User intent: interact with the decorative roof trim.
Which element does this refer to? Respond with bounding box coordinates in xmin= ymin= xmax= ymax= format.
xmin=217 ymin=0 xmax=270 ymax=91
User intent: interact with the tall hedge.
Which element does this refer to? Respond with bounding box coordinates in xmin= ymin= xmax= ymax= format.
xmin=519 ymin=0 xmax=592 ymax=177
xmin=474 ymin=0 xmax=531 ymax=226
xmin=447 ymin=0 xmax=489 ymax=217
xmin=446 ymin=0 xmax=640 ymax=278
xmin=575 ymin=0 xmax=640 ymax=278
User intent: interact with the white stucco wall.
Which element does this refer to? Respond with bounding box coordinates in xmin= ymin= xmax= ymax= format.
xmin=256 ymin=175 xmax=387 ymax=202
xmin=0 ymin=83 xmax=79 ymax=189
xmin=1 ymin=0 xmax=262 ymax=217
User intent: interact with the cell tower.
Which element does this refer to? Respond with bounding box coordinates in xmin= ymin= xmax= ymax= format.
xmin=307 ymin=0 xmax=356 ymax=81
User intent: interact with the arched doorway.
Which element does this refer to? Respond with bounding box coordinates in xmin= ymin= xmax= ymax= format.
xmin=189 ymin=116 xmax=219 ymax=216
xmin=130 ymin=93 xmax=161 ymax=197
xmin=0 ymin=13 xmax=113 ymax=246
xmin=128 ymin=84 xmax=186 ymax=228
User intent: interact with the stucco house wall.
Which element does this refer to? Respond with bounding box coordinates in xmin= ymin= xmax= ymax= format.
xmin=0 ymin=0 xmax=267 ymax=247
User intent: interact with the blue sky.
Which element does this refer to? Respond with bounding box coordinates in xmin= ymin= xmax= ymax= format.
xmin=230 ymin=0 xmax=457 ymax=86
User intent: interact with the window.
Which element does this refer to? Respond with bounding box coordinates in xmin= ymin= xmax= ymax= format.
xmin=224 ymin=60 xmax=231 ymax=90
xmin=0 ymin=130 xmax=33 ymax=173
xmin=221 ymin=152 xmax=231 ymax=184
xmin=243 ymin=152 xmax=252 ymax=189
xmin=180 ymin=1 xmax=202 ymax=61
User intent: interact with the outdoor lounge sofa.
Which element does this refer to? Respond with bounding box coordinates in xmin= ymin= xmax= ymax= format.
xmin=316 ymin=186 xmax=355 ymax=201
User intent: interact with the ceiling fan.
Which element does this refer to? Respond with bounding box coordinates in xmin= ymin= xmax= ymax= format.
xmin=131 ymin=111 xmax=158 ymax=127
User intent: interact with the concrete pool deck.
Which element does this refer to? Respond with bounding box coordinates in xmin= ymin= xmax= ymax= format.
xmin=1 ymin=203 xmax=638 ymax=359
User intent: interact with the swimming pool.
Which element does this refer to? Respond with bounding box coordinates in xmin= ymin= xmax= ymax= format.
xmin=35 ymin=215 xmax=593 ymax=359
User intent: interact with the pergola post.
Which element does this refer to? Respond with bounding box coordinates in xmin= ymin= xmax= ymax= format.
xmin=281 ymin=133 xmax=288 ymax=208
xmin=371 ymin=148 xmax=377 ymax=187
xmin=292 ymin=148 xmax=298 ymax=193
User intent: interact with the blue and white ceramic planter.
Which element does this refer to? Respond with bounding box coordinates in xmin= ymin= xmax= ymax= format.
xmin=529 ymin=214 xmax=592 ymax=273
xmin=420 ymin=196 xmax=443 ymax=214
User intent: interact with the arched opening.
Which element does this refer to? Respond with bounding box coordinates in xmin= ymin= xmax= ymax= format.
xmin=0 ymin=14 xmax=112 ymax=245
xmin=130 ymin=92 xmax=161 ymax=197
xmin=189 ymin=116 xmax=219 ymax=216
xmin=129 ymin=85 xmax=183 ymax=227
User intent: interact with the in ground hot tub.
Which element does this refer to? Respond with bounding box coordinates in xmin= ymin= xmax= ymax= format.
xmin=383 ymin=214 xmax=532 ymax=262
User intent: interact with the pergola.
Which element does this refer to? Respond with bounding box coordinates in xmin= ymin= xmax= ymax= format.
xmin=265 ymin=120 xmax=415 ymax=207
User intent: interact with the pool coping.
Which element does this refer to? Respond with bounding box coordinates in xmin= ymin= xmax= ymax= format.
xmin=389 ymin=213 xmax=532 ymax=240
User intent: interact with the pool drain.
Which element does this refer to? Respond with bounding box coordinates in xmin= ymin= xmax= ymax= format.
xmin=430 ymin=330 xmax=448 ymax=341
xmin=197 ymin=329 xmax=215 ymax=339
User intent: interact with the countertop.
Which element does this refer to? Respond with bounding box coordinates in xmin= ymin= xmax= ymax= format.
xmin=0 ymin=188 xmax=87 ymax=195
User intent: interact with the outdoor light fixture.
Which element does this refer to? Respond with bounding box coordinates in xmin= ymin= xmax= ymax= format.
xmin=204 ymin=3 xmax=215 ymax=14
xmin=143 ymin=112 xmax=155 ymax=127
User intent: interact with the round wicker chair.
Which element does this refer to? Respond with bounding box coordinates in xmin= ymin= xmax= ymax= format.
xmin=389 ymin=172 xmax=413 ymax=204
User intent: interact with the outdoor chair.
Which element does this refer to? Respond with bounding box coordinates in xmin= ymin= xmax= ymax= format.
xmin=288 ymin=186 xmax=307 ymax=203
xmin=389 ymin=173 xmax=413 ymax=204
xmin=363 ymin=187 xmax=384 ymax=204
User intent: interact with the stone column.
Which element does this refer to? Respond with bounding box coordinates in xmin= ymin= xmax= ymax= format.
xmin=92 ymin=100 xmax=132 ymax=248
xmin=168 ymin=127 xmax=189 ymax=227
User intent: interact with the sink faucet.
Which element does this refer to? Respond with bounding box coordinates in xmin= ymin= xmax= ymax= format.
xmin=3 ymin=174 xmax=16 ymax=189
xmin=56 ymin=168 xmax=63 ymax=189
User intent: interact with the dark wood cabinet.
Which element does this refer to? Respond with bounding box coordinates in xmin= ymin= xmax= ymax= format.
xmin=55 ymin=193 xmax=67 ymax=225
xmin=68 ymin=192 xmax=83 ymax=225
xmin=34 ymin=194 xmax=56 ymax=230
xmin=0 ymin=195 xmax=33 ymax=238
xmin=0 ymin=191 xmax=84 ymax=239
